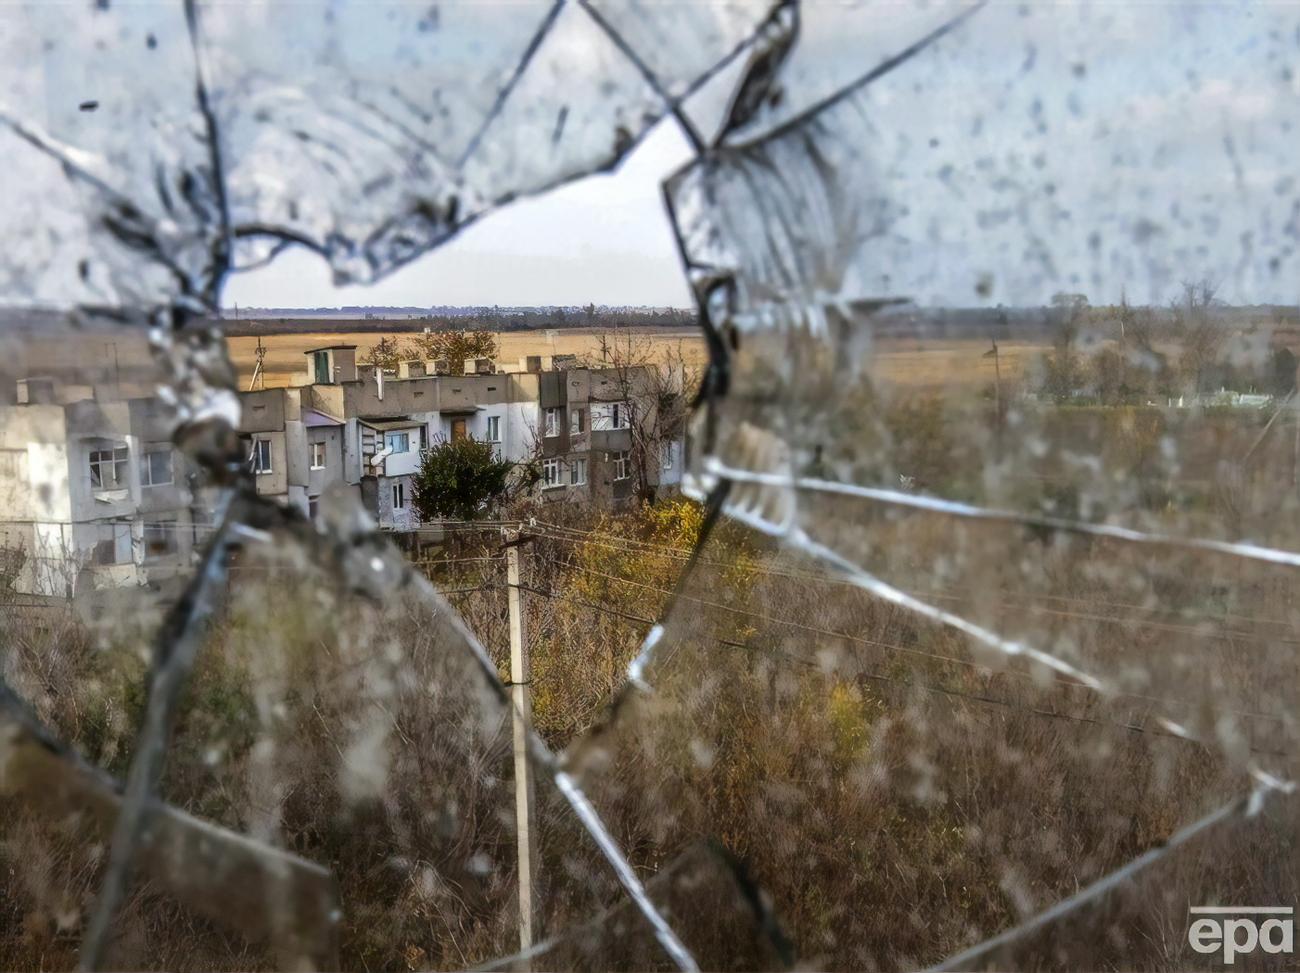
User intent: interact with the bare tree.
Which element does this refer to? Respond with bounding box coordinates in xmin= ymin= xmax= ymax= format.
xmin=585 ymin=332 xmax=699 ymax=502
xmin=404 ymin=329 xmax=498 ymax=374
xmin=1171 ymin=278 xmax=1225 ymax=392
xmin=361 ymin=336 xmax=404 ymax=372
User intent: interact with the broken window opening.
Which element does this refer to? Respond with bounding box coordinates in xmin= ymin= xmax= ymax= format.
xmin=89 ymin=445 xmax=130 ymax=491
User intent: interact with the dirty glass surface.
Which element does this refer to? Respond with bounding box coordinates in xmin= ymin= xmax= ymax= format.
xmin=1 ymin=1 xmax=1297 ymax=971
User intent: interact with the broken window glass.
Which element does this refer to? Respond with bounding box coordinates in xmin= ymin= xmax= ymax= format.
xmin=88 ymin=445 xmax=130 ymax=491
xmin=1 ymin=1 xmax=1298 ymax=972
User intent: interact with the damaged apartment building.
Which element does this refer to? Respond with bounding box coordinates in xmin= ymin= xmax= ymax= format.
xmin=0 ymin=374 xmax=219 ymax=598
xmin=0 ymin=343 xmax=682 ymax=596
xmin=240 ymin=344 xmax=684 ymax=530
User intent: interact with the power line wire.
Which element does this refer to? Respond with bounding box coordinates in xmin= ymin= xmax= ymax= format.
xmin=508 ymin=581 xmax=1285 ymax=753
xmin=529 ymin=524 xmax=1300 ymax=645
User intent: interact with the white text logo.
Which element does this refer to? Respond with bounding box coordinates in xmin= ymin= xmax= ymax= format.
xmin=1188 ymin=907 xmax=1294 ymax=964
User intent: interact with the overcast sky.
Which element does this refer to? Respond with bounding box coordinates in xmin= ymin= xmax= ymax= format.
xmin=222 ymin=118 xmax=696 ymax=309
xmin=221 ymin=2 xmax=1300 ymax=311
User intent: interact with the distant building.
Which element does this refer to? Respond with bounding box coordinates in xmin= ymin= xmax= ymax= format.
xmin=286 ymin=347 xmax=684 ymax=528
xmin=0 ymin=382 xmax=208 ymax=597
xmin=0 ymin=345 xmax=686 ymax=596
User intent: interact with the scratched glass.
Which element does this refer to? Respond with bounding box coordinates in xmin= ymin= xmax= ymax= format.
xmin=0 ymin=2 xmax=1297 ymax=971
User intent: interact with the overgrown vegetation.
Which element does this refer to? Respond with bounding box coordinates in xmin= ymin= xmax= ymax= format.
xmin=0 ymin=482 xmax=1295 ymax=969
xmin=1034 ymin=283 xmax=1299 ymax=405
xmin=3 ymin=304 xmax=1299 ymax=969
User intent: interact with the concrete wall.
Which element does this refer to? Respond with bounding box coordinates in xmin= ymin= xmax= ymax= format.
xmin=343 ymin=371 xmax=539 ymax=420
xmin=379 ymin=425 xmax=424 ymax=477
xmin=248 ymin=429 xmax=288 ymax=498
xmin=376 ymin=474 xmax=418 ymax=531
xmin=306 ymin=426 xmax=344 ymax=497
xmin=303 ymin=383 xmax=345 ymax=421
xmin=239 ymin=388 xmax=287 ymax=433
xmin=286 ymin=420 xmax=308 ymax=491
xmin=505 ymin=401 xmax=539 ymax=462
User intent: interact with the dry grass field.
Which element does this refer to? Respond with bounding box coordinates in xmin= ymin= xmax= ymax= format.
xmin=225 ymin=328 xmax=1043 ymax=390
xmin=3 ymin=310 xmax=1297 ymax=970
xmin=225 ymin=328 xmax=708 ymax=388
xmin=2 ymin=319 xmax=1044 ymax=396
xmin=866 ymin=338 xmax=1039 ymax=390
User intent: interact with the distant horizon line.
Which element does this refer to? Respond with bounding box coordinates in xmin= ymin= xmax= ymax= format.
xmin=220 ymin=304 xmax=696 ymax=314
xmin=217 ymin=300 xmax=1300 ymax=316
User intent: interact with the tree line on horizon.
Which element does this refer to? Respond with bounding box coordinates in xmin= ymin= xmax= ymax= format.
xmin=228 ymin=305 xmax=700 ymax=331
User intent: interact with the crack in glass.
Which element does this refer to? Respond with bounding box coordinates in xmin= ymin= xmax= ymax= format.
xmin=1 ymin=0 xmax=1298 ymax=970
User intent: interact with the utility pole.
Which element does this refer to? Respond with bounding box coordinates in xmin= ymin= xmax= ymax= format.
xmin=248 ymin=336 xmax=266 ymax=392
xmin=504 ymin=530 xmax=538 ymax=959
xmin=1293 ymin=393 xmax=1299 ymax=489
xmin=983 ymin=337 xmax=1002 ymax=423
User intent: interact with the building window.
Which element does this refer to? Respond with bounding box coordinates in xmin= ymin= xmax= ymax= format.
xmin=143 ymin=521 xmax=178 ymax=560
xmin=89 ymin=444 xmax=129 ymax=489
xmin=592 ymin=401 xmax=631 ymax=432
xmin=662 ymin=442 xmax=675 ymax=471
xmin=569 ymin=457 xmax=587 ymax=486
xmin=611 ymin=450 xmax=630 ymax=481
xmin=385 ymin=431 xmax=410 ymax=453
xmin=310 ymin=441 xmax=327 ymax=470
xmin=544 ymin=407 xmax=561 ymax=437
xmin=392 ymin=481 xmax=406 ymax=509
xmin=249 ymin=438 xmax=273 ymax=474
xmin=140 ymin=448 xmax=172 ymax=487
xmin=93 ymin=523 xmax=128 ymax=565
xmin=313 ymin=350 xmax=331 ymax=384
xmin=308 ymin=496 xmax=319 ymax=520
xmin=570 ymin=408 xmax=585 ymax=435
xmin=542 ymin=457 xmax=561 ymax=487
xmin=486 ymin=415 xmax=501 ymax=443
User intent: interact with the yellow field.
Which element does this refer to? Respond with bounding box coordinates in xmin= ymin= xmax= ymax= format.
xmin=226 ymin=328 xmax=1045 ymax=390
xmin=226 ymin=328 xmax=708 ymax=388
xmin=868 ymin=339 xmax=1039 ymax=389
xmin=4 ymin=321 xmax=1046 ymax=395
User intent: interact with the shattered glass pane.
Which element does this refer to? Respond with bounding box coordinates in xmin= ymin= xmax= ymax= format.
xmin=600 ymin=1 xmax=1300 ymax=967
xmin=199 ymin=0 xmax=776 ymax=284
xmin=720 ymin=0 xmax=972 ymax=143
xmin=2 ymin=0 xmax=1299 ymax=971
xmin=585 ymin=0 xmax=776 ymax=100
xmin=0 ymin=4 xmax=218 ymax=309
